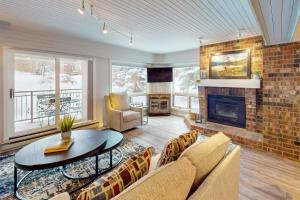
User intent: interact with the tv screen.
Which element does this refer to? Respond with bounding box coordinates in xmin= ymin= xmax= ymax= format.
xmin=147 ymin=67 xmax=173 ymax=83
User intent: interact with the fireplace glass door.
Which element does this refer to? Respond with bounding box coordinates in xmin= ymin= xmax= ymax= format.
xmin=208 ymin=95 xmax=246 ymax=128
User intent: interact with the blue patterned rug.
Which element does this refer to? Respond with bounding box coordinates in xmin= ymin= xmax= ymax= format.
xmin=0 ymin=139 xmax=145 ymax=200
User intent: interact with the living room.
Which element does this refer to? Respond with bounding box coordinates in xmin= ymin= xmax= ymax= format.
xmin=1 ymin=0 xmax=300 ymax=200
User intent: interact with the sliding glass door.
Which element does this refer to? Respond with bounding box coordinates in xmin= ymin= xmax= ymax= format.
xmin=9 ymin=52 xmax=88 ymax=138
xmin=59 ymin=58 xmax=88 ymax=122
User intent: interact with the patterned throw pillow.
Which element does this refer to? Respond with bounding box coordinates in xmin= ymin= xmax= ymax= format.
xmin=179 ymin=131 xmax=198 ymax=149
xmin=157 ymin=130 xmax=198 ymax=167
xmin=77 ymin=147 xmax=154 ymax=200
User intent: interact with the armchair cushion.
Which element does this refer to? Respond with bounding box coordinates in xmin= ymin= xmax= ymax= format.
xmin=109 ymin=92 xmax=130 ymax=111
xmin=123 ymin=110 xmax=140 ymax=122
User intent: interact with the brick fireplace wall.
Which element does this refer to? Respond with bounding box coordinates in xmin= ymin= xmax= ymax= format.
xmin=199 ymin=36 xmax=264 ymax=132
xmin=198 ymin=36 xmax=300 ymax=161
xmin=262 ymin=43 xmax=300 ymax=160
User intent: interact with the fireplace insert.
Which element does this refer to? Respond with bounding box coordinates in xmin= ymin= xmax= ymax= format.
xmin=208 ymin=94 xmax=246 ymax=128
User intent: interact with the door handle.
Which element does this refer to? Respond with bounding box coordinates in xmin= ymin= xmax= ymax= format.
xmin=9 ymin=88 xmax=14 ymax=99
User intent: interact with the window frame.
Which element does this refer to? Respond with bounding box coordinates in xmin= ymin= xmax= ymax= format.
xmin=172 ymin=65 xmax=200 ymax=110
xmin=8 ymin=49 xmax=92 ymax=138
xmin=111 ymin=63 xmax=147 ymax=106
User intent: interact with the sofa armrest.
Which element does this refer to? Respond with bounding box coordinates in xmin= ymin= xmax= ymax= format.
xmin=49 ymin=192 xmax=70 ymax=200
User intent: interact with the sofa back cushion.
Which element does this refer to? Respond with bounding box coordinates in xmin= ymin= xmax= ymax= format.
xmin=180 ymin=133 xmax=230 ymax=191
xmin=77 ymin=147 xmax=154 ymax=200
xmin=109 ymin=92 xmax=130 ymax=111
xmin=187 ymin=146 xmax=240 ymax=200
xmin=113 ymin=157 xmax=196 ymax=200
xmin=157 ymin=131 xmax=198 ymax=167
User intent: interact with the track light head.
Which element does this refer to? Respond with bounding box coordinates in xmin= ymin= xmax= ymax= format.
xmin=129 ymin=33 xmax=133 ymax=46
xmin=198 ymin=37 xmax=203 ymax=44
xmin=78 ymin=0 xmax=85 ymax=15
xmin=90 ymin=4 xmax=94 ymax=16
xmin=102 ymin=23 xmax=108 ymax=34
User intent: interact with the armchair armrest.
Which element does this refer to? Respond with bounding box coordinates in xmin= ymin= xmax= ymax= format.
xmin=130 ymin=106 xmax=143 ymax=123
xmin=130 ymin=106 xmax=143 ymax=113
xmin=109 ymin=108 xmax=123 ymax=121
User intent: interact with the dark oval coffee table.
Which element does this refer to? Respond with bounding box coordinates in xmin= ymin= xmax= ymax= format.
xmin=14 ymin=130 xmax=123 ymax=200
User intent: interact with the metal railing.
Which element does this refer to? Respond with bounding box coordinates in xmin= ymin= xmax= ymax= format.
xmin=14 ymin=89 xmax=83 ymax=124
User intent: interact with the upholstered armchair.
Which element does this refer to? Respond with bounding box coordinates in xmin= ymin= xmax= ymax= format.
xmin=105 ymin=92 xmax=143 ymax=132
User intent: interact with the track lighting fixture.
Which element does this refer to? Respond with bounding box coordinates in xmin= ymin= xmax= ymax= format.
xmin=102 ymin=22 xmax=108 ymax=34
xmin=77 ymin=0 xmax=85 ymax=15
xmin=76 ymin=0 xmax=136 ymax=46
xmin=129 ymin=33 xmax=133 ymax=46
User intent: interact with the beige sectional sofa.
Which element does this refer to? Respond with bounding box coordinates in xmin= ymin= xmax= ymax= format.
xmin=51 ymin=133 xmax=240 ymax=200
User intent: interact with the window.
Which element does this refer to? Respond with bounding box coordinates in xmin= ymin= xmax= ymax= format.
xmin=111 ymin=64 xmax=147 ymax=106
xmin=111 ymin=64 xmax=146 ymax=94
xmin=173 ymin=66 xmax=199 ymax=94
xmin=173 ymin=95 xmax=188 ymax=108
xmin=13 ymin=53 xmax=89 ymax=135
xmin=172 ymin=66 xmax=199 ymax=109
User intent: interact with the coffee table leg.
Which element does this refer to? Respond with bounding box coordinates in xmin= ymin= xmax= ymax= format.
xmin=110 ymin=150 xmax=113 ymax=169
xmin=14 ymin=166 xmax=17 ymax=195
xmin=95 ymin=152 xmax=99 ymax=176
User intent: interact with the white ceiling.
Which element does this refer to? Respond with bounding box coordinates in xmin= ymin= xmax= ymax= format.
xmin=250 ymin=0 xmax=300 ymax=45
xmin=0 ymin=0 xmax=261 ymax=53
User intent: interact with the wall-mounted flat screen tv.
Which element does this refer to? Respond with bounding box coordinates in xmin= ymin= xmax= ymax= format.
xmin=147 ymin=67 xmax=173 ymax=83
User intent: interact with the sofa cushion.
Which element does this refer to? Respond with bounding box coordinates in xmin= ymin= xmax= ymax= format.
xmin=187 ymin=146 xmax=240 ymax=200
xmin=157 ymin=131 xmax=198 ymax=167
xmin=113 ymin=157 xmax=196 ymax=200
xmin=179 ymin=132 xmax=230 ymax=191
xmin=77 ymin=147 xmax=154 ymax=200
xmin=109 ymin=92 xmax=130 ymax=111
xmin=123 ymin=110 xmax=140 ymax=122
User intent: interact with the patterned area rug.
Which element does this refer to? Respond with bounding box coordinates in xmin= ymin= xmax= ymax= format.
xmin=0 ymin=138 xmax=146 ymax=200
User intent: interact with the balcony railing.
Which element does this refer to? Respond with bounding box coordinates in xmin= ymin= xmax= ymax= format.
xmin=14 ymin=89 xmax=83 ymax=125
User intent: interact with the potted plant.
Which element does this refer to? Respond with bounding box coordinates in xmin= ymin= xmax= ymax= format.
xmin=59 ymin=115 xmax=74 ymax=140
xmin=252 ymin=71 xmax=260 ymax=79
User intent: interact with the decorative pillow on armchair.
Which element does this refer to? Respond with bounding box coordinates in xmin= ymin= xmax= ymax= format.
xmin=157 ymin=130 xmax=198 ymax=167
xmin=77 ymin=147 xmax=154 ymax=200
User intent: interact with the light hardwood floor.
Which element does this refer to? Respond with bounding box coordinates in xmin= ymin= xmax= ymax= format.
xmin=123 ymin=115 xmax=300 ymax=200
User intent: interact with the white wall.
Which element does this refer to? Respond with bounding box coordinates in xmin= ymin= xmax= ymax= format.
xmin=0 ymin=28 xmax=154 ymax=64
xmin=155 ymin=48 xmax=199 ymax=66
xmin=0 ymin=46 xmax=3 ymax=143
xmin=93 ymin=57 xmax=111 ymax=126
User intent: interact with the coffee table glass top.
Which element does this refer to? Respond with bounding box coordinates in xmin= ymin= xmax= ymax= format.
xmin=14 ymin=130 xmax=123 ymax=170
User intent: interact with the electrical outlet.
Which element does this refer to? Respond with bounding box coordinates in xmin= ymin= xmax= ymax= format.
xmin=294 ymin=141 xmax=300 ymax=146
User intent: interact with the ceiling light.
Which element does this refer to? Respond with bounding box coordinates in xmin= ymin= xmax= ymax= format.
xmin=78 ymin=0 xmax=85 ymax=15
xmin=198 ymin=37 xmax=203 ymax=45
xmin=129 ymin=33 xmax=133 ymax=46
xmin=102 ymin=22 xmax=108 ymax=34
xmin=90 ymin=4 xmax=94 ymax=16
